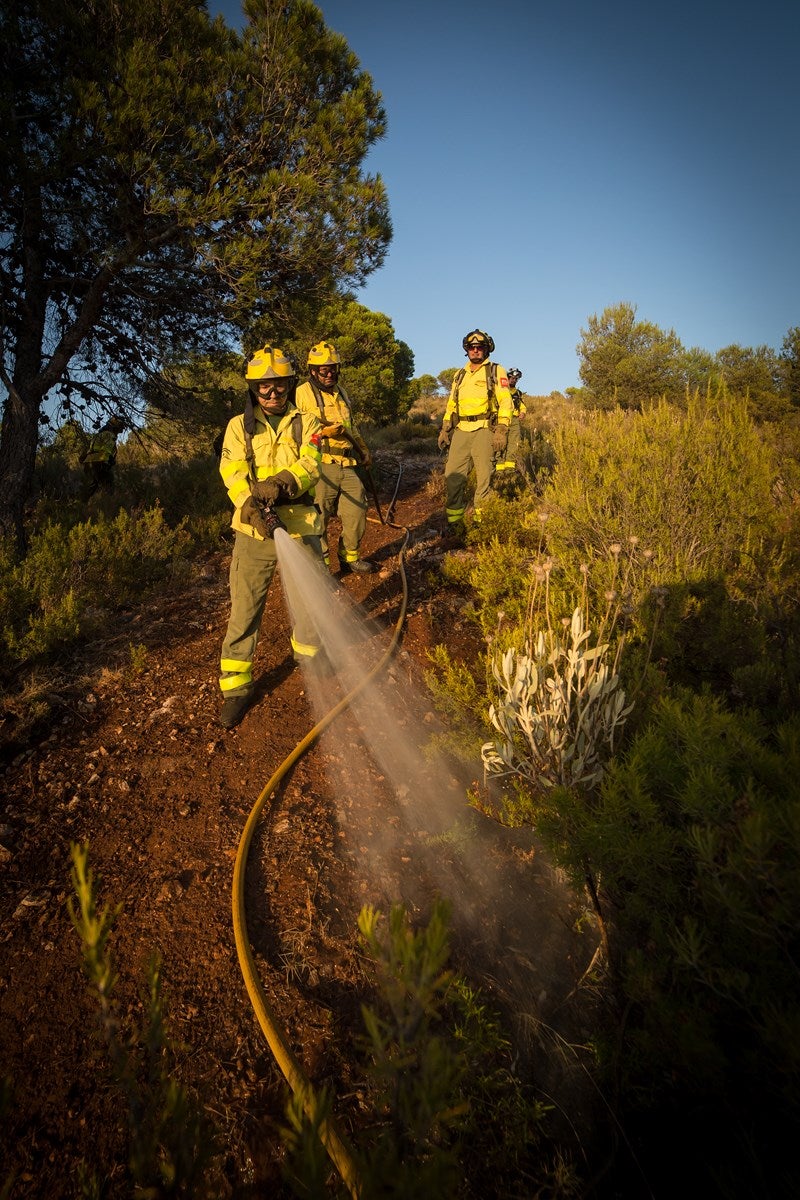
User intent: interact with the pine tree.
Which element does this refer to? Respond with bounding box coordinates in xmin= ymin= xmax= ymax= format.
xmin=0 ymin=0 xmax=391 ymax=547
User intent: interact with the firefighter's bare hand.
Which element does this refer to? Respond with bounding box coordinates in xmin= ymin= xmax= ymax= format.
xmin=492 ymin=426 xmax=508 ymax=454
xmin=437 ymin=427 xmax=451 ymax=451
xmin=241 ymin=495 xmax=273 ymax=539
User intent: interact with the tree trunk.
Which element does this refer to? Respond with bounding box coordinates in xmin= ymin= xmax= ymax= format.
xmin=0 ymin=375 xmax=42 ymax=554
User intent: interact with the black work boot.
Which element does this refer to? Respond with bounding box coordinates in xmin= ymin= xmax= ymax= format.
xmin=219 ymin=691 xmax=254 ymax=729
xmin=348 ymin=558 xmax=375 ymax=574
xmin=442 ymin=521 xmax=466 ymax=545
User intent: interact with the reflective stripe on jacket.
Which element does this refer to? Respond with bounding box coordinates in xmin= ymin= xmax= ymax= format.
xmin=443 ymin=360 xmax=513 ymax=430
xmin=220 ymin=405 xmax=323 ymax=539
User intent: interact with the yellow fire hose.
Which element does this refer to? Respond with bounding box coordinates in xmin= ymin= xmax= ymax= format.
xmin=232 ymin=471 xmax=409 ymax=1198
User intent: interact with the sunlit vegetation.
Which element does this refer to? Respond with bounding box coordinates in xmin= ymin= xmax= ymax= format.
xmin=427 ymin=381 xmax=800 ymax=1197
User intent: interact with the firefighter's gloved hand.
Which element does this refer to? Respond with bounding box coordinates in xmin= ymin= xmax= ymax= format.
xmin=241 ymin=495 xmax=274 ymax=539
xmin=437 ymin=427 xmax=451 ymax=451
xmin=492 ymin=425 xmax=509 ymax=455
xmin=320 ymin=423 xmax=344 ymax=437
xmin=251 ymin=471 xmax=298 ymax=504
xmin=352 ymin=435 xmax=372 ymax=467
xmin=271 ymin=469 xmax=299 ymax=498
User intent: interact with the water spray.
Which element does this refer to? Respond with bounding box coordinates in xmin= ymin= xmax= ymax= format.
xmin=231 ymin=494 xmax=410 ymax=1199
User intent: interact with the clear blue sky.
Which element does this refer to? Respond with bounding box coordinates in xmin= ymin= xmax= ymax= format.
xmin=213 ymin=0 xmax=799 ymax=393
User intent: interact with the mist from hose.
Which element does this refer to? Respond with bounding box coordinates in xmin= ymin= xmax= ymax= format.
xmin=273 ymin=528 xmax=584 ymax=1029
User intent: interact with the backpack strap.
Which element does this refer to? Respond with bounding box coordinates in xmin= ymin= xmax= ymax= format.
xmin=306 ymin=377 xmax=327 ymax=419
xmin=308 ymin=377 xmax=353 ymax=422
xmin=451 ymin=368 xmax=466 ymax=421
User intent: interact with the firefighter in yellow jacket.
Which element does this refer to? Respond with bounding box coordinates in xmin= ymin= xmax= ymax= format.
xmin=493 ymin=366 xmax=527 ymax=494
xmin=80 ymin=414 xmax=125 ymax=499
xmin=438 ymin=329 xmax=513 ymax=536
xmin=217 ymin=346 xmax=326 ymax=729
xmin=295 ymin=341 xmax=375 ymax=574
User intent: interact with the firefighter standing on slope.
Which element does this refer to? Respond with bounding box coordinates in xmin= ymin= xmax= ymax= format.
xmin=217 ymin=346 xmax=327 ymax=730
xmin=493 ymin=366 xmax=527 ymax=493
xmin=80 ymin=413 xmax=125 ymax=499
xmin=438 ymin=329 xmax=513 ymax=537
xmin=295 ymin=341 xmax=375 ymax=575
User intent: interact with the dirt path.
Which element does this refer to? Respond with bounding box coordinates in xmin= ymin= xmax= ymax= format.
xmin=0 ymin=454 xmax=598 ymax=1197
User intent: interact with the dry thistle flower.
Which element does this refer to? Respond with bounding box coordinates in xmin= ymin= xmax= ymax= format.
xmin=605 ymin=590 xmax=618 ymax=601
xmin=643 ymin=549 xmax=653 ymax=560
xmin=538 ymin=512 xmax=549 ymax=524
xmin=610 ymin=543 xmax=622 ymax=556
xmin=580 ymin=562 xmax=589 ymax=574
xmin=628 ymin=535 xmax=639 ymax=547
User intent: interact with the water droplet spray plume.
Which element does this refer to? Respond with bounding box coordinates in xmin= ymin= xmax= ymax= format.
xmin=273 ymin=528 xmax=590 ymax=1035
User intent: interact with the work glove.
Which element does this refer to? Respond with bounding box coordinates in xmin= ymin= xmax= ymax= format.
xmin=251 ymin=471 xmax=298 ymax=504
xmin=240 ymin=495 xmax=275 ymax=539
xmin=492 ymin=425 xmax=509 ymax=455
xmin=320 ymin=423 xmax=345 ymax=437
xmin=437 ymin=427 xmax=451 ymax=451
xmin=352 ymin=433 xmax=372 ymax=467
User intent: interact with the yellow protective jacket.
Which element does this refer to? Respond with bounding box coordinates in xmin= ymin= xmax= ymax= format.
xmin=219 ymin=403 xmax=323 ymax=540
xmin=442 ymin=361 xmax=513 ymax=431
xmin=295 ymin=380 xmax=369 ymax=467
xmin=82 ymin=428 xmax=118 ymax=465
xmin=510 ymin=387 xmax=528 ymax=417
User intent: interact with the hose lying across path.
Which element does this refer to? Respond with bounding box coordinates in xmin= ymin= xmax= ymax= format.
xmin=232 ymin=465 xmax=408 ymax=1199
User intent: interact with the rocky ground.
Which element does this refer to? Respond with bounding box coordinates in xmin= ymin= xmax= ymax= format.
xmin=0 ymin=452 xmax=600 ymax=1197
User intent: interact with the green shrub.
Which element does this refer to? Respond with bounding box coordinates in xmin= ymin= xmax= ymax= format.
xmin=368 ymin=419 xmax=438 ymax=453
xmin=285 ymin=900 xmax=574 ymax=1199
xmin=68 ymin=843 xmax=218 ymax=1196
xmin=533 ymin=388 xmax=800 ymax=706
xmin=424 ymin=644 xmax=488 ymax=764
xmin=1 ymin=507 xmax=193 ymax=662
xmin=519 ymin=692 xmax=800 ymax=1196
xmin=542 ymin=388 xmax=777 ymax=588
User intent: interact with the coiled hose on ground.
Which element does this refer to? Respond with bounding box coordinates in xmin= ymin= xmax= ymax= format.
xmin=232 ymin=467 xmax=407 ymax=1198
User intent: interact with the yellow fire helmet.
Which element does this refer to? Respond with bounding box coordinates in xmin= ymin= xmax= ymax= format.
xmin=245 ymin=345 xmax=295 ymax=381
xmin=307 ymin=340 xmax=341 ymax=367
